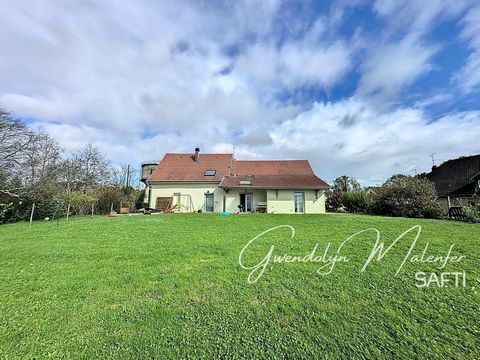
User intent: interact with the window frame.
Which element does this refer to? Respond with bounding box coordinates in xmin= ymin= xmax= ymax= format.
xmin=294 ymin=192 xmax=305 ymax=213
xmin=204 ymin=169 xmax=216 ymax=176
xmin=205 ymin=193 xmax=214 ymax=212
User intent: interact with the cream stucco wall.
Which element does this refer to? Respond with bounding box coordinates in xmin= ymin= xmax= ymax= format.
xmin=224 ymin=189 xmax=267 ymax=213
xmin=266 ymin=189 xmax=325 ymax=214
xmin=148 ymin=182 xmax=223 ymax=212
xmin=148 ymin=183 xmax=326 ymax=214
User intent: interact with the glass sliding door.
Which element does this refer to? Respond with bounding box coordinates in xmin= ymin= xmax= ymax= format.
xmin=239 ymin=193 xmax=253 ymax=212
xmin=245 ymin=193 xmax=253 ymax=212
xmin=294 ymin=192 xmax=304 ymax=213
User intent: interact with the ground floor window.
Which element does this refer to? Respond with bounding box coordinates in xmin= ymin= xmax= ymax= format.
xmin=205 ymin=193 xmax=214 ymax=212
xmin=294 ymin=192 xmax=304 ymax=213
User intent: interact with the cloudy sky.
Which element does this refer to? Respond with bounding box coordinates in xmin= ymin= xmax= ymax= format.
xmin=1 ymin=0 xmax=480 ymax=185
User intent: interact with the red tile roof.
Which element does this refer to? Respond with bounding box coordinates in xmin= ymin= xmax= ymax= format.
xmin=148 ymin=153 xmax=233 ymax=182
xmin=219 ymin=175 xmax=329 ymax=189
xmin=147 ymin=152 xmax=329 ymax=189
xmin=234 ymin=160 xmax=315 ymax=176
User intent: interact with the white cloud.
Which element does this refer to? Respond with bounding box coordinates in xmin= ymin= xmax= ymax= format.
xmin=367 ymin=0 xmax=472 ymax=98
xmin=357 ymin=35 xmax=437 ymax=99
xmin=413 ymin=93 xmax=454 ymax=109
xmin=234 ymin=28 xmax=352 ymax=90
xmin=373 ymin=0 xmax=470 ymax=34
xmin=0 ymin=1 xmax=301 ymax=150
xmin=453 ymin=6 xmax=480 ymax=92
xmin=0 ymin=0 xmax=479 ymax=187
xmin=251 ymin=98 xmax=480 ymax=184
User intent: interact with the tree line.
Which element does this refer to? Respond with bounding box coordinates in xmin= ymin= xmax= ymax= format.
xmin=0 ymin=107 xmax=143 ymax=224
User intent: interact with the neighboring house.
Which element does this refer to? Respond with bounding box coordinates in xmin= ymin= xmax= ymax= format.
xmin=142 ymin=148 xmax=329 ymax=214
xmin=425 ymin=154 xmax=480 ymax=211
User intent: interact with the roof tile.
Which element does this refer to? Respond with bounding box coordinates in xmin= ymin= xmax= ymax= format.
xmin=148 ymin=153 xmax=233 ymax=181
xmin=147 ymin=152 xmax=329 ymax=189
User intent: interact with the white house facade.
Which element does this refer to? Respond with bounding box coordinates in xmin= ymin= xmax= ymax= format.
xmin=143 ymin=148 xmax=328 ymax=214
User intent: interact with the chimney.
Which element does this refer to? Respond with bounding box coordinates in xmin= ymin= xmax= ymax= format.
xmin=194 ymin=147 xmax=200 ymax=163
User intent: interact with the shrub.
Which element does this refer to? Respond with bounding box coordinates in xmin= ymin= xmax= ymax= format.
xmin=341 ymin=191 xmax=373 ymax=214
xmin=462 ymin=206 xmax=480 ymax=223
xmin=325 ymin=188 xmax=343 ymax=212
xmin=93 ymin=186 xmax=143 ymax=214
xmin=19 ymin=181 xmax=65 ymax=221
xmin=0 ymin=203 xmax=15 ymax=224
xmin=64 ymin=192 xmax=96 ymax=215
xmin=370 ymin=175 xmax=444 ymax=219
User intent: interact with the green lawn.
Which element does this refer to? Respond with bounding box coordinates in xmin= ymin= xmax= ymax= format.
xmin=0 ymin=214 xmax=479 ymax=358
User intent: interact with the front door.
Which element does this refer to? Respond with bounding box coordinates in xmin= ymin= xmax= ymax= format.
xmin=205 ymin=193 xmax=214 ymax=212
xmin=239 ymin=193 xmax=253 ymax=212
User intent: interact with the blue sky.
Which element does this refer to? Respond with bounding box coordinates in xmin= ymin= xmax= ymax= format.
xmin=1 ymin=0 xmax=480 ymax=184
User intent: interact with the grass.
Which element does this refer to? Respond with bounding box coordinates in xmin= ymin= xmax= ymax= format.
xmin=0 ymin=213 xmax=479 ymax=358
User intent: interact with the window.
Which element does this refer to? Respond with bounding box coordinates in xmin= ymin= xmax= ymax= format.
xmin=239 ymin=180 xmax=251 ymax=185
xmin=294 ymin=192 xmax=304 ymax=213
xmin=205 ymin=193 xmax=214 ymax=212
xmin=204 ymin=170 xmax=216 ymax=176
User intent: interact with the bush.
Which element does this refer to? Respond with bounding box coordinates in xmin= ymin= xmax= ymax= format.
xmin=341 ymin=191 xmax=373 ymax=214
xmin=0 ymin=203 xmax=15 ymax=224
xmin=371 ymin=175 xmax=444 ymax=219
xmin=64 ymin=192 xmax=96 ymax=215
xmin=93 ymin=186 xmax=124 ymax=214
xmin=462 ymin=206 xmax=480 ymax=223
xmin=18 ymin=181 xmax=65 ymax=221
xmin=325 ymin=188 xmax=343 ymax=212
xmin=93 ymin=186 xmax=143 ymax=214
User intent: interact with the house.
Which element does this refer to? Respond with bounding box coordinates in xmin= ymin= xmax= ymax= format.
xmin=425 ymin=154 xmax=480 ymax=211
xmin=142 ymin=148 xmax=329 ymax=214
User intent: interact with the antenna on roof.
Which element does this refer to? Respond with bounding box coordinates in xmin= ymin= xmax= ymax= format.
xmin=428 ymin=153 xmax=436 ymax=167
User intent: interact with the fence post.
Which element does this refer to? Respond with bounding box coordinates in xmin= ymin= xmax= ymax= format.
xmin=29 ymin=203 xmax=35 ymax=227
xmin=66 ymin=203 xmax=71 ymax=221
xmin=91 ymin=203 xmax=94 ymax=217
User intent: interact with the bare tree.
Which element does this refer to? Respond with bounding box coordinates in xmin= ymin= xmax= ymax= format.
xmin=110 ymin=164 xmax=140 ymax=189
xmin=22 ymin=131 xmax=62 ymax=184
xmin=0 ymin=108 xmax=34 ymax=170
xmin=0 ymin=108 xmax=35 ymax=198
xmin=64 ymin=144 xmax=112 ymax=189
xmin=0 ymin=106 xmax=131 ymax=223
xmin=59 ymin=157 xmax=82 ymax=193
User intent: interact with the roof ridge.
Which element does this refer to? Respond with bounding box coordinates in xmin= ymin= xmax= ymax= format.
xmin=440 ymin=154 xmax=480 ymax=165
xmin=235 ymin=159 xmax=308 ymax=162
xmin=165 ymin=152 xmax=233 ymax=155
xmin=232 ymin=174 xmax=319 ymax=177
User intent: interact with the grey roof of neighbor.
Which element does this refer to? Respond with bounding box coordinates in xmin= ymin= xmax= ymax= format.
xmin=426 ymin=154 xmax=480 ymax=196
